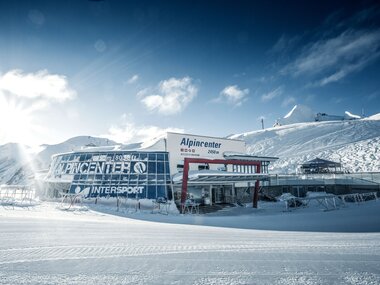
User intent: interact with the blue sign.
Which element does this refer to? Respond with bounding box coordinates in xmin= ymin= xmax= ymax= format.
xmin=50 ymin=151 xmax=171 ymax=199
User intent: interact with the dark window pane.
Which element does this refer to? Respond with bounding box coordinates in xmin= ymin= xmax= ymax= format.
xmin=139 ymin=153 xmax=148 ymax=161
xmin=148 ymin=161 xmax=156 ymax=173
xmin=157 ymin=185 xmax=166 ymax=198
xmin=147 ymin=185 xmax=157 ymax=199
xmin=156 ymin=162 xmax=164 ymax=174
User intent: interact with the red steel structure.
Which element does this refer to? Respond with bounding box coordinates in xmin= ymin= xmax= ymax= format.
xmin=180 ymin=158 xmax=261 ymax=213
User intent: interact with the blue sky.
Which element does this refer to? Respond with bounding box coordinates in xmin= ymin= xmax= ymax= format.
xmin=0 ymin=0 xmax=379 ymax=146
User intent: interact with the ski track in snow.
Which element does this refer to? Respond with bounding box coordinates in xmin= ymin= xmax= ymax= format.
xmin=0 ymin=203 xmax=380 ymax=284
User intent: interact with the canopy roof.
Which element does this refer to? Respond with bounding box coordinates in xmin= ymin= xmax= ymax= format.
xmin=223 ymin=152 xmax=279 ymax=162
xmin=173 ymin=170 xmax=269 ymax=184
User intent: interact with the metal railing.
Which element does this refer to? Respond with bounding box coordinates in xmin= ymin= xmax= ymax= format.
xmin=0 ymin=185 xmax=35 ymax=207
xmin=267 ymin=172 xmax=380 ymax=186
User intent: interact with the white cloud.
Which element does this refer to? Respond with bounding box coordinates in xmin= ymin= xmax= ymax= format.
xmin=270 ymin=34 xmax=301 ymax=54
xmin=0 ymin=69 xmax=76 ymax=102
xmin=261 ymin=86 xmax=283 ymax=102
xmin=105 ymin=113 xmax=184 ymax=144
xmin=219 ymin=85 xmax=249 ymax=106
xmin=282 ymin=96 xmax=296 ymax=107
xmin=0 ymin=69 xmax=77 ymax=146
xmin=282 ymin=29 xmax=380 ymax=85
xmin=127 ymin=74 xmax=139 ymax=84
xmin=140 ymin=76 xmax=197 ymax=115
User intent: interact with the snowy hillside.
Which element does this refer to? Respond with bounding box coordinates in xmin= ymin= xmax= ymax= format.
xmin=277 ymin=105 xmax=315 ymax=126
xmin=275 ymin=104 xmax=361 ymax=126
xmin=0 ymin=143 xmax=34 ymax=185
xmin=0 ymin=136 xmax=118 ymax=185
xmin=35 ymin=136 xmax=118 ymax=170
xmin=230 ymin=115 xmax=380 ymax=173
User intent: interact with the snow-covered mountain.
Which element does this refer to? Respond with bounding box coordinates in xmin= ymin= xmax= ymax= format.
xmin=1 ymin=108 xmax=379 ymax=184
xmin=0 ymin=136 xmax=118 ymax=185
xmin=35 ymin=136 xmax=118 ymax=170
xmin=230 ymin=113 xmax=380 ymax=173
xmin=0 ymin=143 xmax=35 ymax=185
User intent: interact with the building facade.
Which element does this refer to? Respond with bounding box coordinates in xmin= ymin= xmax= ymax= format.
xmin=44 ymin=133 xmax=278 ymax=207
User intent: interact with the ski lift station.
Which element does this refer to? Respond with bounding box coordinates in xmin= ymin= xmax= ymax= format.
xmin=43 ymin=132 xmax=278 ymax=212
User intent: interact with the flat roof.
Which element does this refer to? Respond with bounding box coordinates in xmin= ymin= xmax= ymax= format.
xmin=173 ymin=170 xmax=269 ymax=184
xmin=223 ymin=152 xmax=279 ymax=162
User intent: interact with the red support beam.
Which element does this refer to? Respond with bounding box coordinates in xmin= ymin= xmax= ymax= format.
xmin=180 ymin=158 xmax=261 ymax=213
xmin=253 ymin=163 xmax=261 ymax=208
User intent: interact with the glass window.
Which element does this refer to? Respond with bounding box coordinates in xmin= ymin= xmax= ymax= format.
xmin=157 ymin=175 xmax=165 ymax=183
xmin=148 ymin=161 xmax=156 ymax=173
xmin=106 ymin=153 xmax=114 ymax=161
xmin=79 ymin=174 xmax=87 ymax=181
xmin=130 ymin=174 xmax=138 ymax=183
xmin=157 ymin=153 xmax=164 ymax=161
xmin=61 ymin=155 xmax=69 ymax=161
xmin=138 ymin=174 xmax=147 ymax=183
xmin=111 ymin=174 xmax=120 ymax=182
xmin=103 ymin=174 xmax=111 ymax=181
xmin=156 ymin=162 xmax=164 ymax=174
xmin=85 ymin=153 xmax=93 ymax=161
xmin=148 ymin=153 xmax=156 ymax=161
xmin=165 ymin=162 xmax=170 ymax=174
xmin=166 ymin=186 xmax=173 ymax=200
xmin=147 ymin=185 xmax=157 ymax=199
xmin=148 ymin=174 xmax=157 ymax=183
xmin=137 ymin=186 xmax=147 ymax=199
xmin=157 ymin=185 xmax=166 ymax=198
xmin=120 ymin=174 xmax=129 ymax=181
xmin=139 ymin=153 xmax=148 ymax=161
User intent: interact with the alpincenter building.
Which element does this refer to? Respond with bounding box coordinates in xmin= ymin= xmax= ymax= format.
xmin=45 ymin=132 xmax=277 ymax=209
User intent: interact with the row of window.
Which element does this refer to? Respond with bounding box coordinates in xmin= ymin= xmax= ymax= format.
xmin=72 ymin=174 xmax=171 ymax=182
xmin=58 ymin=152 xmax=169 ymax=163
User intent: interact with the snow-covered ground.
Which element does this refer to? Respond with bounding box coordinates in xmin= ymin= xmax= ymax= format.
xmin=1 ymin=201 xmax=380 ymax=284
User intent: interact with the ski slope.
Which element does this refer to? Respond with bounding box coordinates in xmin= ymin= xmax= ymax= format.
xmin=0 ymin=202 xmax=379 ymax=284
xmin=231 ymin=114 xmax=380 ymax=173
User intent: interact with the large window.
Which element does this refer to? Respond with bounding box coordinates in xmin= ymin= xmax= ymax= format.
xmin=48 ymin=151 xmax=171 ymax=199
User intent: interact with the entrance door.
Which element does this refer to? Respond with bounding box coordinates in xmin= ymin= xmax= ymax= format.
xmin=212 ymin=186 xmax=224 ymax=204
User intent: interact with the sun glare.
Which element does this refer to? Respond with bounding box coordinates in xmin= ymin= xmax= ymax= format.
xmin=0 ymin=96 xmax=38 ymax=149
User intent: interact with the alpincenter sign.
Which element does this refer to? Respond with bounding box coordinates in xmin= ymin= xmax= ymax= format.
xmin=55 ymin=155 xmax=147 ymax=176
xmin=166 ymin=132 xmax=246 ymax=159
